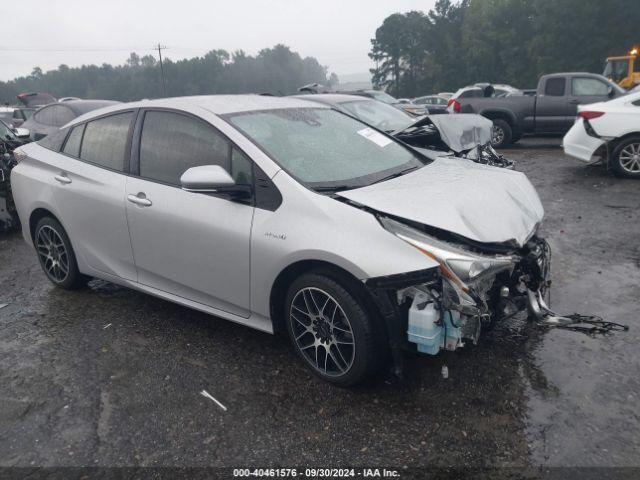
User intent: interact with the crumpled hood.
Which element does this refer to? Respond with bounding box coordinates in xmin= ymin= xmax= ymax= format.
xmin=337 ymin=157 xmax=544 ymax=247
xmin=392 ymin=113 xmax=493 ymax=154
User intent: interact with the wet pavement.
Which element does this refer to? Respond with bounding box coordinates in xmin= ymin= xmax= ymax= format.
xmin=0 ymin=138 xmax=639 ymax=474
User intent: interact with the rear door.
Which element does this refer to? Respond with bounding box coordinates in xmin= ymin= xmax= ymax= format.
xmin=52 ymin=111 xmax=137 ymax=280
xmin=534 ymin=77 xmax=569 ymax=133
xmin=124 ymin=109 xmax=254 ymax=317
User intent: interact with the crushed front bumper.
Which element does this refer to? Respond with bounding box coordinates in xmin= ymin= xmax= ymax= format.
xmin=364 ymin=237 xmax=552 ymax=368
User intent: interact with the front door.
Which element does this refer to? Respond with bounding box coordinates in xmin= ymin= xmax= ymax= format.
xmin=125 ymin=109 xmax=254 ymax=317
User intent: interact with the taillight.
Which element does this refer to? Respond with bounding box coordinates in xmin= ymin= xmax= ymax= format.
xmin=578 ymin=111 xmax=604 ymax=120
xmin=447 ymin=99 xmax=461 ymax=113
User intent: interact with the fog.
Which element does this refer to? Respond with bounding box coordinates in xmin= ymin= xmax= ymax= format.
xmin=0 ymin=0 xmax=435 ymax=81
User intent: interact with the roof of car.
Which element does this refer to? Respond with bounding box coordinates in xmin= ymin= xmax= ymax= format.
xmin=293 ymin=93 xmax=370 ymax=105
xmin=68 ymin=94 xmax=331 ymax=126
xmin=59 ymin=100 xmax=121 ymax=114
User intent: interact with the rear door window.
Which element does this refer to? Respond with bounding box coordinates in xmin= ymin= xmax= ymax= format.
xmin=544 ymin=78 xmax=566 ymax=96
xmin=138 ymin=110 xmax=231 ymax=185
xmin=80 ymin=112 xmax=133 ymax=171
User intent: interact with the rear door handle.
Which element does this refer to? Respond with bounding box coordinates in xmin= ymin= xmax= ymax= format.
xmin=54 ymin=174 xmax=72 ymax=184
xmin=127 ymin=193 xmax=152 ymax=207
xmin=569 ymin=99 xmax=580 ymax=105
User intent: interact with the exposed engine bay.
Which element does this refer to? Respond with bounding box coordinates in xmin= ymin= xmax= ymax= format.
xmin=0 ymin=140 xmax=20 ymax=233
xmin=393 ymin=113 xmax=514 ymax=169
xmin=364 ymin=215 xmax=628 ymax=372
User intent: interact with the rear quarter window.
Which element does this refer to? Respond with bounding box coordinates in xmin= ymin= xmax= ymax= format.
xmin=37 ymin=127 xmax=69 ymax=152
xmin=62 ymin=125 xmax=84 ymax=157
xmin=544 ymin=78 xmax=566 ymax=96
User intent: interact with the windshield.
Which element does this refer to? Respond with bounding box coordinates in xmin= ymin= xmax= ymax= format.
xmin=603 ymin=60 xmax=629 ymax=83
xmin=368 ymin=91 xmax=398 ymax=104
xmin=227 ymin=108 xmax=427 ymax=190
xmin=340 ymin=99 xmax=412 ymax=133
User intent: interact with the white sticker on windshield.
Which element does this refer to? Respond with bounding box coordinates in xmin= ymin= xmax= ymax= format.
xmin=357 ymin=127 xmax=392 ymax=148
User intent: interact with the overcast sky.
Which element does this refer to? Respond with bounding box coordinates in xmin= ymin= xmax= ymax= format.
xmin=0 ymin=0 xmax=436 ymax=82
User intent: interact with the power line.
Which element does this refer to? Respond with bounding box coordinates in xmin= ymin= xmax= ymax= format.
xmin=0 ymin=46 xmax=150 ymax=52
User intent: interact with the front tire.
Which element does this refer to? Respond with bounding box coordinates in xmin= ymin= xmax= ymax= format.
xmin=34 ymin=217 xmax=87 ymax=289
xmin=491 ymin=119 xmax=512 ymax=148
xmin=611 ymin=136 xmax=640 ymax=179
xmin=285 ymin=273 xmax=381 ymax=386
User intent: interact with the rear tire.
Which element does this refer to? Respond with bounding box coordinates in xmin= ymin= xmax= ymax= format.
xmin=491 ymin=119 xmax=512 ymax=148
xmin=284 ymin=272 xmax=382 ymax=386
xmin=34 ymin=217 xmax=87 ymax=290
xmin=611 ymin=136 xmax=640 ymax=179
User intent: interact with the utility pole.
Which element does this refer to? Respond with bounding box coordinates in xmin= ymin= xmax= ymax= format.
xmin=155 ymin=43 xmax=167 ymax=96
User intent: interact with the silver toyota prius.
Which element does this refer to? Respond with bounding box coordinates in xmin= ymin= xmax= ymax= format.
xmin=11 ymin=95 xmax=549 ymax=385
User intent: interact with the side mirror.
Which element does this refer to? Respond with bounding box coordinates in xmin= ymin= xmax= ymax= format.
xmin=180 ymin=165 xmax=251 ymax=199
xmin=607 ymin=86 xmax=616 ymax=98
xmin=14 ymin=127 xmax=30 ymax=139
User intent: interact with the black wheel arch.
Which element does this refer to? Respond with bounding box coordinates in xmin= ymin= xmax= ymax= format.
xmin=610 ymin=132 xmax=640 ymax=151
xmin=269 ymin=260 xmax=385 ymax=336
xmin=29 ymin=208 xmax=62 ymax=242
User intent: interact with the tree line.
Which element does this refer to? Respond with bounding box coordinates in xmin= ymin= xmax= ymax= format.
xmin=0 ymin=44 xmax=333 ymax=104
xmin=370 ymin=0 xmax=640 ymax=97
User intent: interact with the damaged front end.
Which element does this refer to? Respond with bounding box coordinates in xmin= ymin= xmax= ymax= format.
xmin=393 ymin=114 xmax=514 ymax=169
xmin=365 ymin=216 xmax=626 ymax=373
xmin=0 ymin=147 xmax=20 ymax=233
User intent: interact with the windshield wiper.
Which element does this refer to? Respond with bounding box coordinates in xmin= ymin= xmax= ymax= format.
xmin=312 ymin=185 xmax=358 ymax=193
xmin=370 ymin=166 xmax=420 ymax=185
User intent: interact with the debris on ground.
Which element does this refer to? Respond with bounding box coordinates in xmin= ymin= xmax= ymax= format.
xmin=200 ymin=390 xmax=227 ymax=412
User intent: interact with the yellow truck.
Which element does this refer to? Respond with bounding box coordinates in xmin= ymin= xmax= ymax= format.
xmin=604 ymin=47 xmax=640 ymax=89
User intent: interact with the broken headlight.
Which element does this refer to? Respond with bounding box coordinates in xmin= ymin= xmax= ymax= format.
xmin=379 ymin=216 xmax=516 ymax=295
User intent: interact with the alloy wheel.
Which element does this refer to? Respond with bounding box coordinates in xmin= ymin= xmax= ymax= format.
xmin=36 ymin=225 xmax=69 ymax=283
xmin=492 ymin=126 xmax=505 ymax=146
xmin=618 ymin=143 xmax=640 ymax=174
xmin=289 ymin=287 xmax=355 ymax=377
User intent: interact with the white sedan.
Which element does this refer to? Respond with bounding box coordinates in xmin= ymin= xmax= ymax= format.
xmin=563 ymin=91 xmax=640 ymax=178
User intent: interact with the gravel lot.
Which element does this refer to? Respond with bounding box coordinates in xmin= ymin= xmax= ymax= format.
xmin=1 ymin=138 xmax=639 ymax=475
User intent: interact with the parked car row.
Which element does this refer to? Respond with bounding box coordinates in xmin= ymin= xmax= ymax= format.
xmin=298 ymin=84 xmax=428 ymax=117
xmin=20 ymin=99 xmax=120 ymax=141
xmin=448 ymin=73 xmax=625 ymax=148
xmin=1 ymin=93 xmax=118 ymax=142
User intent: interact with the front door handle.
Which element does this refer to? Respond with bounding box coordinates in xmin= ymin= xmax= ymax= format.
xmin=54 ymin=173 xmax=72 ymax=184
xmin=127 ymin=193 xmax=152 ymax=207
xmin=569 ymin=99 xmax=580 ymax=105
